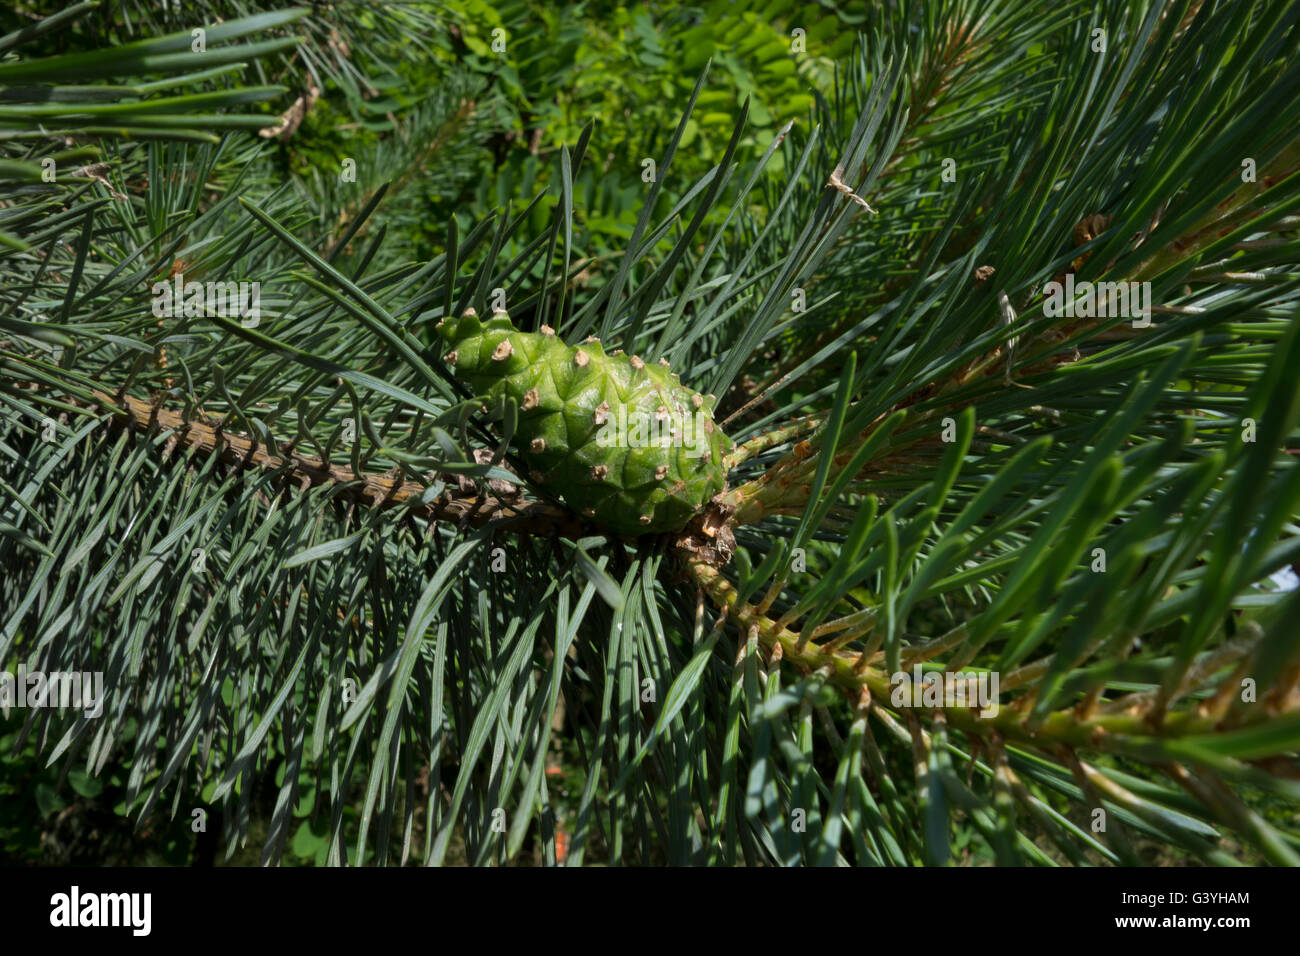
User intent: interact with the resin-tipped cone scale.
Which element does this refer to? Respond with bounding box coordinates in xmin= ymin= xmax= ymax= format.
xmin=436 ymin=310 xmax=733 ymax=535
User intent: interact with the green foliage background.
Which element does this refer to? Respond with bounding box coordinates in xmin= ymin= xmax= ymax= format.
xmin=2 ymin=0 xmax=1299 ymax=867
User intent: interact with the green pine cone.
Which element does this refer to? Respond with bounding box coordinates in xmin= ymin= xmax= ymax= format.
xmin=436 ymin=310 xmax=733 ymax=535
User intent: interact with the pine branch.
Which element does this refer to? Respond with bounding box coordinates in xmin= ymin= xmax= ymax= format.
xmin=688 ymin=559 xmax=1300 ymax=763
xmin=28 ymin=384 xmax=584 ymax=537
